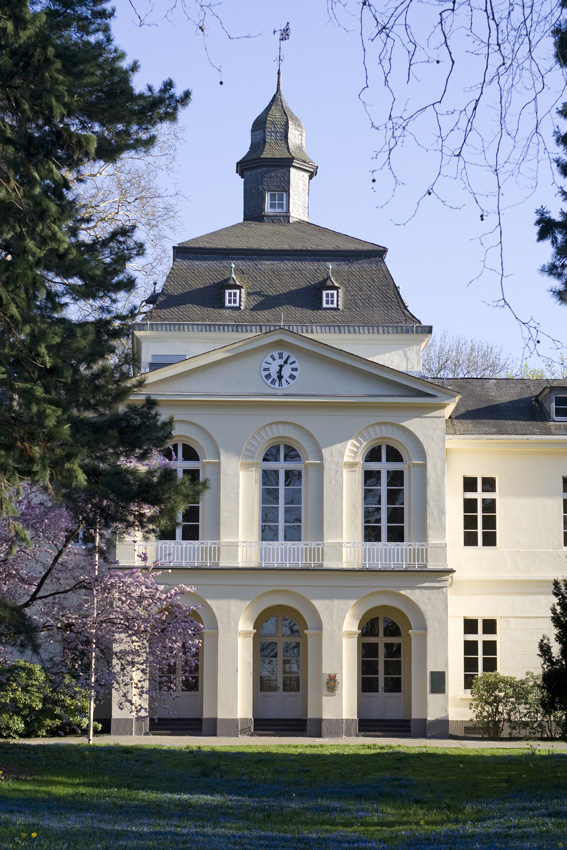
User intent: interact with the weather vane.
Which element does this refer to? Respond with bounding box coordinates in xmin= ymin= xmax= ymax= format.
xmin=273 ymin=22 xmax=290 ymax=79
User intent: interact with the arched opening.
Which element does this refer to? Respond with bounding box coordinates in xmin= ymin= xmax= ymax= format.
xmin=358 ymin=607 xmax=411 ymax=722
xmin=260 ymin=443 xmax=303 ymax=542
xmin=150 ymin=610 xmax=204 ymax=725
xmin=253 ymin=606 xmax=307 ymax=721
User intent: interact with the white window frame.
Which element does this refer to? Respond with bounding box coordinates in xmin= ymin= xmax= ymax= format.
xmin=362 ymin=443 xmax=406 ymax=544
xmin=224 ymin=288 xmax=241 ymax=308
xmin=463 ymin=476 xmax=497 ymax=547
xmin=553 ymin=393 xmax=567 ymax=420
xmin=563 ymin=477 xmax=567 ymax=547
xmin=322 ymin=289 xmax=338 ymax=309
xmin=160 ymin=442 xmax=202 ymax=542
xmin=266 ymin=191 xmax=288 ymax=213
xmin=260 ymin=443 xmax=303 ymax=542
xmin=463 ymin=618 xmax=498 ymax=691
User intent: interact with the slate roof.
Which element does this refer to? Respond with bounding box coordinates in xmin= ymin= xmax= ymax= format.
xmin=436 ymin=378 xmax=567 ymax=436
xmin=149 ymin=221 xmax=422 ymax=327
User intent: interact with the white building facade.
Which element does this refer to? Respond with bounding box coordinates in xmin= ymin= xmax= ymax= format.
xmin=113 ymin=79 xmax=567 ymax=738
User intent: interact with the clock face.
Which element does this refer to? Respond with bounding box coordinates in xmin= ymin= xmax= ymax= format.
xmin=261 ymin=350 xmax=300 ymax=388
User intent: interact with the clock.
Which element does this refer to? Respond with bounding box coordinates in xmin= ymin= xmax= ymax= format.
xmin=261 ymin=350 xmax=300 ymax=388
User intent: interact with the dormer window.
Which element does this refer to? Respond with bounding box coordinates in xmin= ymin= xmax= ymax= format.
xmin=322 ymin=289 xmax=338 ymax=309
xmin=553 ymin=394 xmax=567 ymax=420
xmin=266 ymin=192 xmax=288 ymax=213
xmin=225 ymin=288 xmax=241 ymax=308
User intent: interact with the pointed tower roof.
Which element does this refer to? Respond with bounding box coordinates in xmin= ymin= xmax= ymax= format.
xmin=236 ymin=73 xmax=317 ymax=176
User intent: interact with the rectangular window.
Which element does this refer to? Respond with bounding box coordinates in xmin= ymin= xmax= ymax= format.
xmin=225 ymin=288 xmax=240 ymax=307
xmin=463 ymin=476 xmax=496 ymax=547
xmin=554 ymin=395 xmax=567 ymax=419
xmin=266 ymin=191 xmax=288 ymax=213
xmin=463 ymin=618 xmax=497 ymax=690
xmin=563 ymin=478 xmax=567 ymax=547
xmin=322 ymin=290 xmax=338 ymax=308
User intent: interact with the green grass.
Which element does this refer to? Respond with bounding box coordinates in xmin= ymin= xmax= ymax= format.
xmin=0 ymin=743 xmax=566 ymax=849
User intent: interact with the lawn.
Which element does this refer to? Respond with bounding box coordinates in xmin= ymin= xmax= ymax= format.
xmin=0 ymin=743 xmax=566 ymax=849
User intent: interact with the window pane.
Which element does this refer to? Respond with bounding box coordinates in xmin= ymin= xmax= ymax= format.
xmin=464 ymin=640 xmax=478 ymax=654
xmin=385 ymin=445 xmax=404 ymax=463
xmin=284 ymin=470 xmax=302 ymax=487
xmin=387 ymin=470 xmax=404 ymax=487
xmin=259 ymin=617 xmax=278 ymax=636
xmin=284 ymin=506 xmax=301 ymax=525
xmin=483 ymin=640 xmax=497 ymax=656
xmin=364 ymin=446 xmax=383 ymax=463
xmin=482 ymin=619 xmax=497 ymax=635
xmin=361 ymin=619 xmax=380 ymax=637
xmin=383 ymin=617 xmax=402 ymax=637
xmin=464 ymin=673 xmax=476 ymax=690
xmin=182 ymin=505 xmax=199 ymax=523
xmin=364 ymin=526 xmax=381 ymax=542
xmin=361 ymin=677 xmax=379 ymax=692
xmin=181 ymin=444 xmax=200 ymax=461
xmin=384 ymin=660 xmax=401 ymax=676
xmin=261 ymin=506 xmax=279 ymax=524
xmin=482 ymin=477 xmax=496 ymax=492
xmin=361 ymin=638 xmax=379 ymax=653
xmin=364 ymin=488 xmax=381 ymax=506
xmin=361 ymin=660 xmax=379 ymax=676
xmin=262 ymin=445 xmax=280 ymax=463
xmin=364 ymin=507 xmax=381 ymax=524
xmin=482 ymin=498 xmax=496 ymax=513
xmin=261 ymin=524 xmax=279 ymax=541
xmin=282 ymin=617 xmax=300 ymax=636
xmin=364 ymin=470 xmax=380 ymax=488
xmin=386 ymin=526 xmax=404 ymax=542
xmin=283 ymin=641 xmax=301 ymax=657
xmin=283 ymin=676 xmax=300 ymax=692
xmin=384 ymin=642 xmax=402 ymax=659
xmin=262 ymin=469 xmax=279 ymax=486
xmin=483 ymin=657 xmax=498 ymax=672
xmin=464 ymin=531 xmax=478 ymax=546
xmin=464 ymin=515 xmax=478 ymax=530
xmin=463 ymin=477 xmax=478 ymax=492
xmin=387 ymin=488 xmax=404 ymax=506
xmin=464 ymin=619 xmax=478 ymax=634
xmin=463 ymin=498 xmax=477 ymax=513
xmin=262 ymin=487 xmax=279 ymax=505
xmin=482 ymin=515 xmax=497 ymax=530
xmin=283 ymin=658 xmax=300 ymax=674
xmin=384 ymin=677 xmax=402 ymax=693
xmin=284 ymin=525 xmax=301 ymax=541
xmin=260 ymin=641 xmax=278 ymax=657
xmin=181 ymin=524 xmax=199 ymax=541
xmin=482 ymin=530 xmax=497 ymax=546
xmin=284 ymin=487 xmax=302 ymax=505
xmin=387 ymin=507 xmax=404 ymax=524
xmin=284 ymin=444 xmax=302 ymax=462
xmin=464 ymin=658 xmax=479 ymax=673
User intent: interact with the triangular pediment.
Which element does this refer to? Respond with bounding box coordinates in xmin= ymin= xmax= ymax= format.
xmin=136 ymin=329 xmax=458 ymax=407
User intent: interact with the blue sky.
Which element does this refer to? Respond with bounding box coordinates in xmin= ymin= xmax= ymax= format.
xmin=112 ymin=1 xmax=566 ymax=365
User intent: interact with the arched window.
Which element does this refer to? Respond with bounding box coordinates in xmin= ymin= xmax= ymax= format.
xmin=160 ymin=442 xmax=201 ymax=541
xmin=260 ymin=444 xmax=303 ymax=542
xmin=363 ymin=443 xmax=405 ymax=543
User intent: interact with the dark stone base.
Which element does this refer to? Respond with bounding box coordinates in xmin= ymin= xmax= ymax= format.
xmin=239 ymin=717 xmax=254 ymax=736
xmin=426 ymin=717 xmax=449 ymax=738
xmin=343 ymin=718 xmax=358 ymax=738
xmin=216 ymin=718 xmax=240 ymax=737
xmin=111 ymin=717 xmax=148 ymax=736
xmin=321 ymin=718 xmax=346 ymax=738
xmin=201 ymin=717 xmax=217 ymax=736
xmin=411 ymin=718 xmax=426 ymax=737
xmin=306 ymin=717 xmax=322 ymax=737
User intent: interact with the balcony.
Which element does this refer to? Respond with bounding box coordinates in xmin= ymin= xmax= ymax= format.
xmin=115 ymin=540 xmax=433 ymax=570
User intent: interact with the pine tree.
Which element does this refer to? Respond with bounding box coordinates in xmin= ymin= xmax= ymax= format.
xmin=0 ymin=0 xmax=192 ymax=518
xmin=535 ymin=23 xmax=567 ymax=306
xmin=538 ymin=578 xmax=567 ymax=738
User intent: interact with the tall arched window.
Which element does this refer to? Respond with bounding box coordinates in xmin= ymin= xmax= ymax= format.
xmin=363 ymin=443 xmax=405 ymax=543
xmin=260 ymin=444 xmax=303 ymax=542
xmin=161 ymin=442 xmax=201 ymax=541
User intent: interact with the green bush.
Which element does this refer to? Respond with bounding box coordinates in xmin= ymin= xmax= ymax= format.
xmin=0 ymin=660 xmax=91 ymax=738
xmin=470 ymin=671 xmax=563 ymax=738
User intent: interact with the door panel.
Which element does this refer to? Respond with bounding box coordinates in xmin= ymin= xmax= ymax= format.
xmin=256 ymin=615 xmax=303 ymax=718
xmin=359 ymin=616 xmax=404 ymax=719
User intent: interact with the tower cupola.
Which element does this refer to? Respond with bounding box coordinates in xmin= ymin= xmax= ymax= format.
xmin=236 ymin=73 xmax=318 ymax=222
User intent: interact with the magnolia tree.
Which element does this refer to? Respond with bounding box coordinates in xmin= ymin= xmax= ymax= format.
xmin=0 ymin=486 xmax=201 ymax=736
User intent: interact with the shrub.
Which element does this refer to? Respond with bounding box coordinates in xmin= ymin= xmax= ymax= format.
xmin=0 ymin=660 xmax=91 ymax=738
xmin=470 ymin=671 xmax=563 ymax=738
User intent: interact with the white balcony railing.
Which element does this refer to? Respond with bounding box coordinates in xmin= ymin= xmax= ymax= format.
xmin=116 ymin=540 xmax=430 ymax=570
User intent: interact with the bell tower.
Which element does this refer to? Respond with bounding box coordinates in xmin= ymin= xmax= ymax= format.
xmin=236 ymin=72 xmax=318 ymax=223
